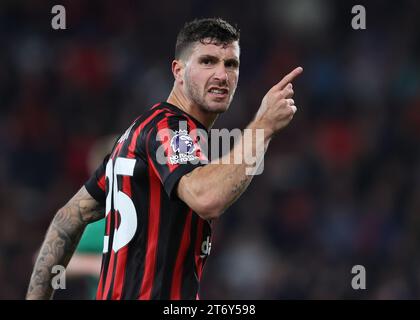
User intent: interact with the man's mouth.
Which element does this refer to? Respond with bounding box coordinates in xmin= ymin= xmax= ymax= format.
xmin=208 ymin=87 xmax=229 ymax=98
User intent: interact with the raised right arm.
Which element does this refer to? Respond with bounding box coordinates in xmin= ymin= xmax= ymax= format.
xmin=177 ymin=67 xmax=303 ymax=220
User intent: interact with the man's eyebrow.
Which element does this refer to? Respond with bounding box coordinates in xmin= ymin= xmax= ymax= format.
xmin=198 ymin=55 xmax=239 ymax=63
xmin=198 ymin=54 xmax=219 ymax=60
xmin=225 ymin=58 xmax=240 ymax=65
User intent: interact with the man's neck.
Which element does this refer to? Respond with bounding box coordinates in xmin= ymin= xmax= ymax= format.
xmin=167 ymin=88 xmax=218 ymax=130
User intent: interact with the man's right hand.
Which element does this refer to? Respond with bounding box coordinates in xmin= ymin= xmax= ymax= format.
xmin=255 ymin=66 xmax=303 ymax=137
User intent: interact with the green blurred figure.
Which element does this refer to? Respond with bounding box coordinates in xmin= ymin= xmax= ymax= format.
xmin=66 ymin=219 xmax=105 ymax=299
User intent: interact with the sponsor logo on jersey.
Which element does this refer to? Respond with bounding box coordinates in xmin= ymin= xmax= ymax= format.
xmin=200 ymin=236 xmax=212 ymax=258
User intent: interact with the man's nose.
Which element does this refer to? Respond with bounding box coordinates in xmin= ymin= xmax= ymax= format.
xmin=213 ymin=63 xmax=229 ymax=84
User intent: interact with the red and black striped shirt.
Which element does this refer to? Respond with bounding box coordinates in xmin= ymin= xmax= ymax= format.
xmin=85 ymin=102 xmax=212 ymax=300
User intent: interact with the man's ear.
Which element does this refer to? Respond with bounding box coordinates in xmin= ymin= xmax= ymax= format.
xmin=172 ymin=59 xmax=184 ymax=84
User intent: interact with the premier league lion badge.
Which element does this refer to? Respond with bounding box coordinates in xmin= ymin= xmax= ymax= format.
xmin=170 ymin=130 xmax=195 ymax=154
xmin=169 ymin=130 xmax=198 ymax=164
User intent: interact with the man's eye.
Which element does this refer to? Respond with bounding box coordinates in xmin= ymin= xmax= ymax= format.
xmin=201 ymin=59 xmax=213 ymax=65
xmin=226 ymin=61 xmax=238 ymax=69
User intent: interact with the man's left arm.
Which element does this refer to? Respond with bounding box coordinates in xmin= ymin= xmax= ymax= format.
xmin=26 ymin=186 xmax=104 ymax=299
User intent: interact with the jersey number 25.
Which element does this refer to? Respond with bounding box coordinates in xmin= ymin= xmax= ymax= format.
xmin=104 ymin=157 xmax=137 ymax=253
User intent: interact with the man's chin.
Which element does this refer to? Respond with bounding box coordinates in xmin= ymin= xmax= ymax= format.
xmin=204 ymin=100 xmax=230 ymax=114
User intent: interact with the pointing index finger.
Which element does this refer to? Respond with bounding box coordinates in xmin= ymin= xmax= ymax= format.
xmin=273 ymin=67 xmax=303 ymax=91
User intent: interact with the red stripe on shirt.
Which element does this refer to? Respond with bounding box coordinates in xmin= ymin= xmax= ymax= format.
xmin=111 ymin=246 xmax=128 ymax=299
xmin=138 ymin=151 xmax=162 ymax=299
xmin=170 ymin=209 xmax=193 ymax=300
xmin=194 ymin=218 xmax=205 ymax=281
xmin=101 ymin=250 xmax=116 ymax=299
xmin=96 ymin=269 xmax=105 ymax=299
xmin=97 ymin=208 xmax=112 ymax=299
xmin=97 ymin=173 xmax=106 ymax=191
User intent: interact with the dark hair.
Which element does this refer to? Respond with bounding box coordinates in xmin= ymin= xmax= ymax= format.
xmin=175 ymin=18 xmax=240 ymax=59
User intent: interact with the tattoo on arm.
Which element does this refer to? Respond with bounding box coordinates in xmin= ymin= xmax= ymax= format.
xmin=231 ymin=175 xmax=251 ymax=199
xmin=26 ymin=186 xmax=104 ymax=299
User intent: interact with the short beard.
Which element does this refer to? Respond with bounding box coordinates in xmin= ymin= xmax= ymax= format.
xmin=184 ymin=71 xmax=232 ymax=114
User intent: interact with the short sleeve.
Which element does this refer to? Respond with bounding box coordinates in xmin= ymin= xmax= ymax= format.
xmin=84 ymin=154 xmax=110 ymax=204
xmin=145 ymin=115 xmax=208 ymax=199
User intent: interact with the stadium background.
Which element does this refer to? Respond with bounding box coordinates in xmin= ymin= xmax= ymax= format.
xmin=0 ymin=0 xmax=419 ymax=299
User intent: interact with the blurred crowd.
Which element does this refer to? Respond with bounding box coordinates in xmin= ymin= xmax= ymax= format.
xmin=0 ymin=0 xmax=419 ymax=299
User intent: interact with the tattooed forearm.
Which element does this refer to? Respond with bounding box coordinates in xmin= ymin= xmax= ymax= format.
xmin=26 ymin=210 xmax=85 ymax=299
xmin=229 ymin=175 xmax=252 ymax=205
xmin=26 ymin=186 xmax=104 ymax=300
xmin=231 ymin=175 xmax=250 ymax=195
